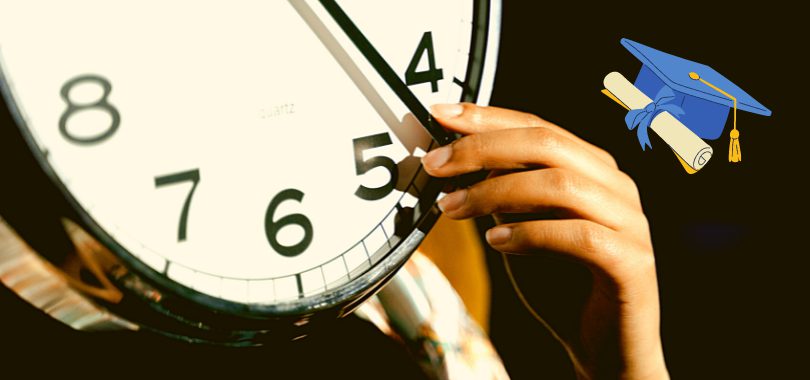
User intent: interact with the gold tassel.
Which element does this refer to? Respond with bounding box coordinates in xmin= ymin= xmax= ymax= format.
xmin=729 ymin=129 xmax=741 ymax=162
xmin=690 ymin=72 xmax=741 ymax=163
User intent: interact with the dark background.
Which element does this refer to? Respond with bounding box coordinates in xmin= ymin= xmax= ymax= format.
xmin=486 ymin=2 xmax=803 ymax=379
xmin=1 ymin=1 xmax=803 ymax=378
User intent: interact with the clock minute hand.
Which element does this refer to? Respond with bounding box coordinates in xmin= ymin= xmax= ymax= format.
xmin=316 ymin=0 xmax=454 ymax=147
xmin=289 ymin=0 xmax=409 ymax=148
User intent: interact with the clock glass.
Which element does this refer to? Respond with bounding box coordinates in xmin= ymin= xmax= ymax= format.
xmin=0 ymin=0 xmax=499 ymax=317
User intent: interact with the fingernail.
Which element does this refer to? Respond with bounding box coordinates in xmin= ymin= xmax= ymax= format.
xmin=437 ymin=189 xmax=467 ymax=213
xmin=430 ymin=103 xmax=463 ymax=118
xmin=486 ymin=227 xmax=512 ymax=245
xmin=421 ymin=146 xmax=452 ymax=170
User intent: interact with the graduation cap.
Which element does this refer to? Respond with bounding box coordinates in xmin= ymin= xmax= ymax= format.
xmin=618 ymin=38 xmax=771 ymax=163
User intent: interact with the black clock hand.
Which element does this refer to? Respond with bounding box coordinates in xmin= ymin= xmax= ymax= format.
xmin=289 ymin=0 xmax=406 ymax=147
xmin=314 ymin=1 xmax=495 ymax=191
xmin=315 ymin=0 xmax=453 ymax=146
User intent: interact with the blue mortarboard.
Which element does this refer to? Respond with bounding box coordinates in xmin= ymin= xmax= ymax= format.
xmin=622 ymin=38 xmax=771 ymax=141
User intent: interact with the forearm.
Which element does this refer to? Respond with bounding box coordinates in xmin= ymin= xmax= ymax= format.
xmin=576 ymin=264 xmax=669 ymax=379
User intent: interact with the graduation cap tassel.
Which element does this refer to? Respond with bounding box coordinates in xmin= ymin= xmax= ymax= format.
xmin=729 ymin=128 xmax=741 ymax=162
xmin=689 ymin=72 xmax=741 ymax=163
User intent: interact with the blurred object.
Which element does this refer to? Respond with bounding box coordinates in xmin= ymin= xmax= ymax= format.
xmin=418 ymin=215 xmax=491 ymax=330
xmin=357 ymin=252 xmax=508 ymax=380
xmin=683 ymin=222 xmax=748 ymax=251
xmin=0 ymin=217 xmax=136 ymax=331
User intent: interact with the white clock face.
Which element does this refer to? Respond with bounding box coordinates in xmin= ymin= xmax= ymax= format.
xmin=0 ymin=0 xmax=498 ymax=307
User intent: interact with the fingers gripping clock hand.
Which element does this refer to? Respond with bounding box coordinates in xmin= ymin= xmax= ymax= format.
xmin=422 ymin=103 xmax=669 ymax=380
xmin=423 ymin=104 xmax=649 ymax=262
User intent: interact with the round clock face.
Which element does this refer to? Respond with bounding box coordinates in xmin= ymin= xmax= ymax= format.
xmin=0 ymin=0 xmax=498 ymax=314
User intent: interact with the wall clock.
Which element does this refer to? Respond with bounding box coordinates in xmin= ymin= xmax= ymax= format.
xmin=0 ymin=0 xmax=500 ymax=344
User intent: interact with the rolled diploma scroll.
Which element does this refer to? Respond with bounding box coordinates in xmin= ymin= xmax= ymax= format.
xmin=604 ymin=72 xmax=713 ymax=171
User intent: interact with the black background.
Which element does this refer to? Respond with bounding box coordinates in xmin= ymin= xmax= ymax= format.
xmin=1 ymin=1 xmax=803 ymax=378
xmin=486 ymin=2 xmax=803 ymax=379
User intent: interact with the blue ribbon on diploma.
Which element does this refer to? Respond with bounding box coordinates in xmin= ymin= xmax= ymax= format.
xmin=625 ymin=86 xmax=685 ymax=150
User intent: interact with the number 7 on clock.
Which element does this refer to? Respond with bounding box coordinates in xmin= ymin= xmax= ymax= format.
xmin=154 ymin=168 xmax=201 ymax=242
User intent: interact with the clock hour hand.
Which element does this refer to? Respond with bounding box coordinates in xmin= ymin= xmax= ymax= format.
xmin=309 ymin=0 xmax=454 ymax=147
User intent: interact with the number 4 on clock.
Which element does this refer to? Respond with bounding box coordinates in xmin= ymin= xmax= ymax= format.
xmin=404 ymin=31 xmax=444 ymax=93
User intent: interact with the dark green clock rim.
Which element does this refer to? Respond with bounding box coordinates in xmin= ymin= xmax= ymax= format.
xmin=0 ymin=0 xmax=500 ymax=337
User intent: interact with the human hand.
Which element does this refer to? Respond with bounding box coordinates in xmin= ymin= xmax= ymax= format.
xmin=422 ymin=103 xmax=669 ymax=380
